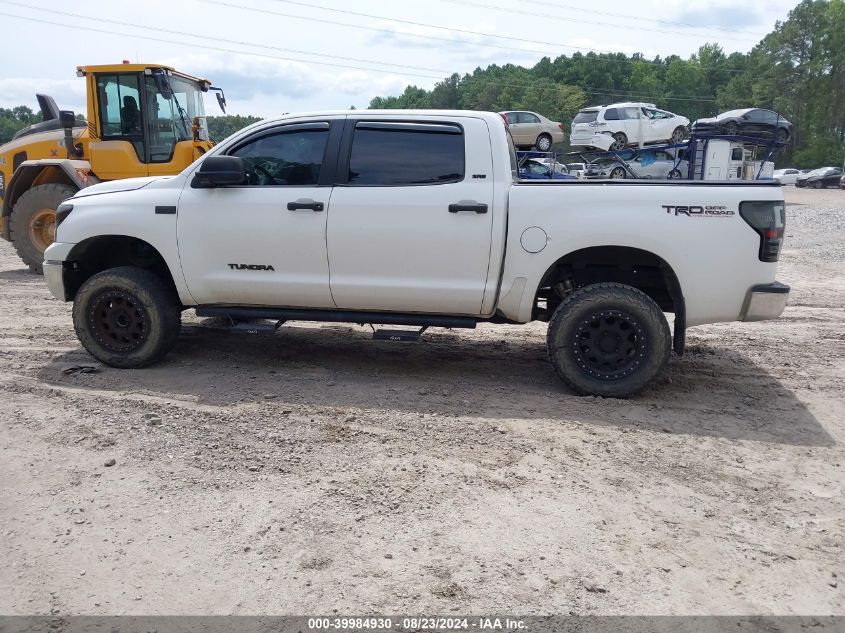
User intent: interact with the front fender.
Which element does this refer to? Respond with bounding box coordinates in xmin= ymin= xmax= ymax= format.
xmin=1 ymin=159 xmax=98 ymax=239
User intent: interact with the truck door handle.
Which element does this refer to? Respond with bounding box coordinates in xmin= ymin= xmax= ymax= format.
xmin=287 ymin=199 xmax=324 ymax=212
xmin=448 ymin=202 xmax=488 ymax=214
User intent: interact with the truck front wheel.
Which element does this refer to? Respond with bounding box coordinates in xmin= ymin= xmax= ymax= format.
xmin=72 ymin=266 xmax=181 ymax=368
xmin=9 ymin=183 xmax=77 ymax=273
xmin=547 ymin=283 xmax=670 ymax=398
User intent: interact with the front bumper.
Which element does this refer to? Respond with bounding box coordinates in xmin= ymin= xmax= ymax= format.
xmin=43 ymin=260 xmax=67 ymax=301
xmin=741 ymin=281 xmax=790 ymax=321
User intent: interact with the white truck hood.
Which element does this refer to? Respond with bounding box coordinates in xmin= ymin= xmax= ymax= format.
xmin=73 ymin=176 xmax=172 ymax=198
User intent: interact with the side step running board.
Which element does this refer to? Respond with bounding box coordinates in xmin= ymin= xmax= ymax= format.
xmin=196 ymin=306 xmax=477 ymax=329
xmin=230 ymin=321 xmax=283 ymax=335
xmin=372 ymin=326 xmax=428 ymax=342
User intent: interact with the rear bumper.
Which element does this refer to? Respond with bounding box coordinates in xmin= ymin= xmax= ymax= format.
xmin=43 ymin=260 xmax=67 ymax=301
xmin=570 ymin=133 xmax=596 ymax=145
xmin=741 ymin=281 xmax=789 ymax=321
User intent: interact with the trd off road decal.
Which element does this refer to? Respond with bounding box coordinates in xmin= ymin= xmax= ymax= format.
xmin=228 ymin=264 xmax=275 ymax=271
xmin=663 ymin=205 xmax=735 ymax=217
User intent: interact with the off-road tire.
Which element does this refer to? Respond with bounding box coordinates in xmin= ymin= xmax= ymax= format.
xmin=8 ymin=183 xmax=77 ymax=274
xmin=611 ymin=132 xmax=628 ymax=150
xmin=535 ymin=133 xmax=552 ymax=151
xmin=547 ymin=282 xmax=671 ymax=398
xmin=72 ymin=266 xmax=181 ymax=368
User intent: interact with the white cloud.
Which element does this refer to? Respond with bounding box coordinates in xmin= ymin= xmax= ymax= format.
xmin=0 ymin=0 xmax=796 ymax=117
xmin=0 ymin=78 xmax=85 ymax=114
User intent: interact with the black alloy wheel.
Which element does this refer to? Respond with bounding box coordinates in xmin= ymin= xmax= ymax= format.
xmin=547 ymin=282 xmax=671 ymax=397
xmin=72 ymin=266 xmax=181 ymax=368
xmin=571 ymin=309 xmax=646 ymax=380
xmin=89 ymin=290 xmax=149 ymax=353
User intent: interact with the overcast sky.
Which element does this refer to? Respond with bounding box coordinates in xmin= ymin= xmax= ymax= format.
xmin=0 ymin=0 xmax=799 ymax=119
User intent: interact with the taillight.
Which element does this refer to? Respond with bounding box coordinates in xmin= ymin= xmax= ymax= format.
xmin=740 ymin=201 xmax=785 ymax=262
xmin=500 ymin=113 xmax=509 ymax=125
xmin=558 ymin=123 xmax=564 ymax=131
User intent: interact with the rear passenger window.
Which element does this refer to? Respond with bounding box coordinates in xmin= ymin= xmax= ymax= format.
xmin=348 ymin=122 xmax=465 ymax=186
xmin=604 ymin=108 xmax=619 ymax=121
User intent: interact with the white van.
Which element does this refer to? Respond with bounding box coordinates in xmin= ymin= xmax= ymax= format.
xmin=570 ymin=103 xmax=689 ymax=150
xmin=698 ymin=140 xmax=775 ymax=181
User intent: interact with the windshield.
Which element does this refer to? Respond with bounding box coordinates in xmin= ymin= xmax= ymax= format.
xmin=145 ymin=75 xmax=206 ymax=161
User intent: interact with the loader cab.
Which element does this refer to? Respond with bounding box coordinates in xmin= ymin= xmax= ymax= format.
xmin=82 ymin=64 xmax=214 ymax=179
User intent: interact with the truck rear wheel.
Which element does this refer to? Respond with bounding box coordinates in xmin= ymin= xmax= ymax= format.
xmin=72 ymin=266 xmax=181 ymax=368
xmin=8 ymin=183 xmax=77 ymax=273
xmin=547 ymin=282 xmax=670 ymax=398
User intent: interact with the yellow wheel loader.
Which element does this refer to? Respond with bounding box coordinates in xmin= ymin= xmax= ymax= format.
xmin=0 ymin=63 xmax=226 ymax=273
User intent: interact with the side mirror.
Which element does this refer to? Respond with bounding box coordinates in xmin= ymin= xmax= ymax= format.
xmin=191 ymin=156 xmax=247 ymax=188
xmin=153 ymin=73 xmax=174 ymax=100
xmin=59 ymin=110 xmax=83 ymax=158
xmin=59 ymin=110 xmax=76 ymax=129
xmin=212 ymin=88 xmax=227 ymax=114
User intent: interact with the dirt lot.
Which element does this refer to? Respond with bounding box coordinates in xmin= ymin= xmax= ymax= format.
xmin=1 ymin=187 xmax=843 ymax=616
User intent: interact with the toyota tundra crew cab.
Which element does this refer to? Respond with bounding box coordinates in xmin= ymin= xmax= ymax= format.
xmin=42 ymin=110 xmax=789 ymax=397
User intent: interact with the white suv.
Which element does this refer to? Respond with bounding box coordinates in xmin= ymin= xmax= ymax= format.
xmin=570 ymin=103 xmax=689 ymax=150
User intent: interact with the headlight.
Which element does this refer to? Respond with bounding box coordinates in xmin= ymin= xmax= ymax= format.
xmin=55 ymin=202 xmax=74 ymax=228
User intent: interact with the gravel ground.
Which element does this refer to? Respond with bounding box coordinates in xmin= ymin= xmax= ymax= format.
xmin=0 ymin=187 xmax=843 ymax=615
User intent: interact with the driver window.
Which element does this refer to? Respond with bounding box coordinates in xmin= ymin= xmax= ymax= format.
xmin=231 ymin=128 xmax=329 ymax=186
xmin=95 ymin=73 xmax=143 ymax=160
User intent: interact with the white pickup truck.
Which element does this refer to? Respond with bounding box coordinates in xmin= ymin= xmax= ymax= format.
xmin=43 ymin=110 xmax=789 ymax=397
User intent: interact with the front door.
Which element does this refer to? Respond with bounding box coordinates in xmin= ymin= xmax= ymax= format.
xmin=327 ymin=118 xmax=495 ymax=315
xmin=177 ymin=120 xmax=340 ymax=307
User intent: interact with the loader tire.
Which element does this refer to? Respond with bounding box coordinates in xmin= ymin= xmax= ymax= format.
xmin=9 ymin=183 xmax=77 ymax=274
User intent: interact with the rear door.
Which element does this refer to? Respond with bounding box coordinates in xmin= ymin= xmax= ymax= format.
xmin=571 ymin=110 xmax=599 ymax=144
xmin=326 ymin=118 xmax=495 ymax=315
xmin=519 ymin=112 xmax=542 ymax=146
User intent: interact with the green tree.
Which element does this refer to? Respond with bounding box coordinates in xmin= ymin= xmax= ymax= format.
xmin=0 ymin=106 xmax=41 ymax=144
xmin=206 ymin=115 xmax=263 ymax=142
